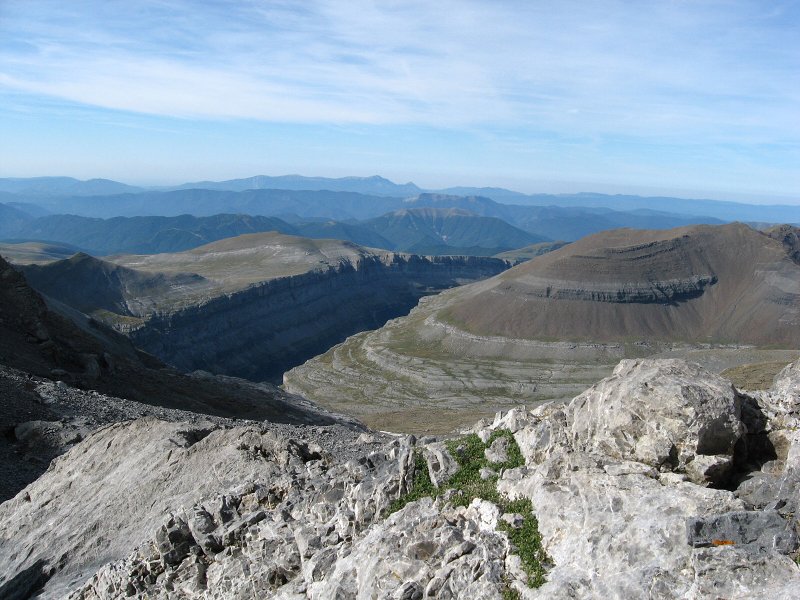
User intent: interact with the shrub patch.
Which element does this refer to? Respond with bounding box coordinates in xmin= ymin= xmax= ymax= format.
xmin=389 ymin=428 xmax=548 ymax=588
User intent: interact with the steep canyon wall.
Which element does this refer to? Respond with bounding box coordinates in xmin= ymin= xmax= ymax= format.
xmin=128 ymin=254 xmax=509 ymax=381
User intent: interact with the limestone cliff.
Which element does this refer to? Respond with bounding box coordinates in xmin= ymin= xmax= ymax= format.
xmin=128 ymin=253 xmax=509 ymax=381
xmin=19 ymin=233 xmax=510 ymax=382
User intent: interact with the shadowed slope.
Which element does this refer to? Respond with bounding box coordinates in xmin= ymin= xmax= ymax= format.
xmin=0 ymin=254 xmax=346 ymax=425
xmin=21 ymin=252 xmax=209 ymax=318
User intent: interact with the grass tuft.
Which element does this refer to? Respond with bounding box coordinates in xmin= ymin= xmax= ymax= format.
xmin=497 ymin=496 xmax=548 ymax=587
xmin=387 ymin=451 xmax=436 ymax=514
xmin=501 ymin=585 xmax=521 ymax=600
xmin=387 ymin=428 xmax=547 ymax=588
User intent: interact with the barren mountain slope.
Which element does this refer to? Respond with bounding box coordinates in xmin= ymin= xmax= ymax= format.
xmin=493 ymin=240 xmax=569 ymax=264
xmin=22 ymin=232 xmax=383 ymax=317
xmin=0 ymin=254 xmax=346 ymax=424
xmin=764 ymin=224 xmax=800 ymax=265
xmin=22 ymin=252 xmax=211 ymax=319
xmin=0 ymin=241 xmax=84 ymax=265
xmin=446 ymin=222 xmax=800 ymax=345
xmin=112 ymin=231 xmax=384 ymax=296
xmin=285 ymin=223 xmax=800 ymax=432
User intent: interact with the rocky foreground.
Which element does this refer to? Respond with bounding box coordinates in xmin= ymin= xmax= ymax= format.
xmin=2 ymin=358 xmax=800 ymax=598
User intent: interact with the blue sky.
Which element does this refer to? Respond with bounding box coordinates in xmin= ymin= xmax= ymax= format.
xmin=0 ymin=0 xmax=798 ymax=201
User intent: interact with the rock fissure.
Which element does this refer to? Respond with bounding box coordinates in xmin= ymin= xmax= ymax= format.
xmin=3 ymin=358 xmax=800 ymax=598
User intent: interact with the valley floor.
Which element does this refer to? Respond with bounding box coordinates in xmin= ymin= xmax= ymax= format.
xmin=284 ymin=289 xmax=800 ymax=434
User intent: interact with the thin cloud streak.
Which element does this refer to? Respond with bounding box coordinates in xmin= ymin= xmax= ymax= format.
xmin=1 ymin=0 xmax=798 ymax=199
xmin=1 ymin=0 xmax=797 ymax=142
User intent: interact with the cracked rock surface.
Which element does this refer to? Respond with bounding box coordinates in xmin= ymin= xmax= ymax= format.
xmin=3 ymin=358 xmax=800 ymax=599
xmin=490 ymin=359 xmax=800 ymax=598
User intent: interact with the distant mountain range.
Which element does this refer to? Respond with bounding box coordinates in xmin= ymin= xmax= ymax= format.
xmin=0 ymin=201 xmax=724 ymax=257
xmin=1 ymin=174 xmax=797 ymax=223
xmin=2 ymin=188 xmax=401 ymax=221
xmin=5 ymin=213 xmax=295 ymax=255
xmin=0 ymin=208 xmax=542 ymax=256
xmin=0 ymin=175 xmax=795 ymax=258
xmin=171 ymin=174 xmax=422 ymax=197
xmin=0 ymin=201 xmax=33 ymax=233
xmin=357 ymin=207 xmax=544 ymax=255
xmin=0 ymin=176 xmax=143 ymax=196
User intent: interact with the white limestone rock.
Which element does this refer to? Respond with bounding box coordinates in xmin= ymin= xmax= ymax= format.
xmin=485 ymin=435 xmax=511 ymax=464
xmin=493 ymin=358 xmax=800 ymax=599
xmin=4 ymin=357 xmax=800 ymax=599
xmin=770 ymin=359 xmax=800 ymax=412
xmin=422 ymin=442 xmax=459 ymax=488
xmin=565 ymin=359 xmax=743 ymax=484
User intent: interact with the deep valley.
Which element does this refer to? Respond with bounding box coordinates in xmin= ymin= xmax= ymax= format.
xmin=16 ymin=232 xmax=511 ymax=381
xmin=1 ymin=175 xmax=800 ymax=600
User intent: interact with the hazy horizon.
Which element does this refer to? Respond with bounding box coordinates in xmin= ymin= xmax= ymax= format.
xmin=1 ymin=1 xmax=798 ymax=204
xmin=2 ymin=171 xmax=798 ymax=206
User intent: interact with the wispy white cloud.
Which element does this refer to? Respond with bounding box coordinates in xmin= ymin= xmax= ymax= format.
xmin=1 ymin=0 xmax=797 ymax=144
xmin=1 ymin=0 xmax=799 ymax=201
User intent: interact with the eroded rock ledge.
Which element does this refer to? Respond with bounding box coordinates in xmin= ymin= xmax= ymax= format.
xmin=2 ymin=358 xmax=800 ymax=598
xmin=511 ymin=274 xmax=717 ymax=303
xmin=126 ymin=254 xmax=510 ymax=381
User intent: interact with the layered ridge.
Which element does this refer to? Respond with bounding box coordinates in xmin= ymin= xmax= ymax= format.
xmin=447 ymin=223 xmax=800 ymax=345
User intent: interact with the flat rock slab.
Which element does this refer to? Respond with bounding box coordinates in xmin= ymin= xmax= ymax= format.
xmin=686 ymin=510 xmax=798 ymax=554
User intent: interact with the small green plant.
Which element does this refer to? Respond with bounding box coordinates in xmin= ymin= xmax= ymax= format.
xmin=443 ymin=429 xmax=523 ymax=506
xmin=501 ymin=584 xmax=521 ymax=600
xmin=388 ymin=428 xmax=547 ymax=588
xmin=497 ymin=497 xmax=547 ymax=587
xmin=387 ymin=451 xmax=436 ymax=514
